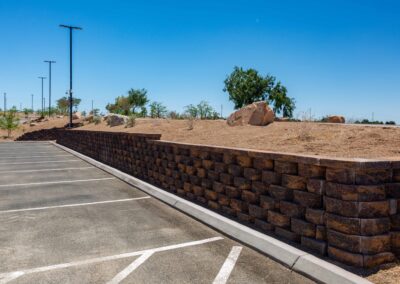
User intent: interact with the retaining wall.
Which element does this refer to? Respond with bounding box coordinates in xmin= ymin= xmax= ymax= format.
xmin=17 ymin=129 xmax=400 ymax=268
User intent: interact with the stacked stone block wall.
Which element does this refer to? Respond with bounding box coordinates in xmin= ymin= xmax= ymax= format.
xmin=17 ymin=129 xmax=400 ymax=268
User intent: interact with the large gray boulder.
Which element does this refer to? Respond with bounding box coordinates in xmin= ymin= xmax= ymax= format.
xmin=106 ymin=114 xmax=128 ymax=127
xmin=227 ymin=101 xmax=275 ymax=126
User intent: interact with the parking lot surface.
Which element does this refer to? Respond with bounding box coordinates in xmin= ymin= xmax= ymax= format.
xmin=0 ymin=142 xmax=314 ymax=284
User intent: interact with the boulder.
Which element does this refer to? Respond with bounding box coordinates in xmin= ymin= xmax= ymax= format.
xmin=72 ymin=112 xmax=82 ymax=120
xmin=327 ymin=116 xmax=345 ymax=123
xmin=106 ymin=114 xmax=128 ymax=127
xmin=227 ymin=101 xmax=275 ymax=126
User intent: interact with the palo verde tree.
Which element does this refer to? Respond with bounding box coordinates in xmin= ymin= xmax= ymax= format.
xmin=56 ymin=97 xmax=82 ymax=115
xmin=106 ymin=88 xmax=149 ymax=117
xmin=0 ymin=107 xmax=20 ymax=138
xmin=223 ymin=66 xmax=295 ymax=117
xmin=184 ymin=101 xmax=219 ymax=120
xmin=149 ymin=101 xmax=168 ymax=118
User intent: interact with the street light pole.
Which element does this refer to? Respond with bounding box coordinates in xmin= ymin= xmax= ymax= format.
xmin=44 ymin=60 xmax=56 ymax=117
xmin=59 ymin=24 xmax=82 ymax=128
xmin=38 ymin=76 xmax=46 ymax=116
xmin=31 ymin=94 xmax=34 ymax=111
xmin=3 ymin=92 xmax=6 ymax=115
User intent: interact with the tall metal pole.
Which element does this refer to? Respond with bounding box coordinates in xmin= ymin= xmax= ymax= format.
xmin=38 ymin=77 xmax=46 ymax=116
xmin=31 ymin=94 xmax=34 ymax=111
xmin=60 ymin=24 xmax=82 ymax=128
xmin=3 ymin=92 xmax=6 ymax=115
xmin=44 ymin=60 xmax=56 ymax=117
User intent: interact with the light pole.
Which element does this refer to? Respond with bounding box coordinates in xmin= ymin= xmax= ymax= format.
xmin=38 ymin=76 xmax=46 ymax=116
xmin=3 ymin=92 xmax=6 ymax=115
xmin=31 ymin=94 xmax=34 ymax=111
xmin=59 ymin=24 xmax=82 ymax=128
xmin=44 ymin=60 xmax=56 ymax=117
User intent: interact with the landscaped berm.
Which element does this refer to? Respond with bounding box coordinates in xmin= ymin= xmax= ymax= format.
xmin=13 ymin=116 xmax=400 ymax=283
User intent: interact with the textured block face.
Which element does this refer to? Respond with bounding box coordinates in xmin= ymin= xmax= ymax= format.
xmin=26 ymin=129 xmax=397 ymax=268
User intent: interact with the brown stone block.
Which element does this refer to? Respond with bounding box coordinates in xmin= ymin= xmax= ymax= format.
xmin=358 ymin=200 xmax=390 ymax=218
xmin=391 ymin=214 xmax=400 ymax=230
xmin=360 ymin=218 xmax=390 ymax=236
xmin=260 ymin=195 xmax=277 ymax=210
xmin=177 ymin=163 xmax=186 ymax=172
xmin=236 ymin=155 xmax=252 ymax=167
xmin=385 ymin=183 xmax=400 ymax=198
xmin=363 ymin=252 xmax=395 ymax=268
xmin=177 ymin=189 xmax=186 ymax=197
xmin=213 ymin=181 xmax=225 ymax=193
xmin=225 ymin=186 xmax=240 ymax=198
xmin=280 ymin=201 xmax=305 ymax=218
xmin=326 ymin=168 xmax=355 ymax=185
xmin=196 ymin=196 xmax=207 ymax=204
xmin=237 ymin=212 xmax=255 ymax=223
xmin=192 ymin=185 xmax=204 ymax=196
xmin=328 ymin=246 xmax=363 ymax=267
xmin=282 ymin=174 xmax=307 ymax=190
xmin=243 ymin=168 xmax=261 ymax=181
xmin=214 ymin=162 xmax=227 ymax=173
xmin=220 ymin=173 xmax=233 ymax=185
xmin=253 ymin=158 xmax=274 ymax=170
xmin=254 ymin=219 xmax=274 ymax=232
xmin=202 ymin=159 xmax=214 ymax=170
xmin=193 ymin=159 xmax=202 ymax=168
xmin=183 ymin=182 xmax=192 ymax=193
xmin=208 ymin=200 xmax=220 ymax=210
xmin=305 ymin=208 xmax=325 ymax=225
xmin=223 ymin=153 xmax=235 ymax=164
xmin=360 ymin=234 xmax=391 ymax=254
xmin=307 ymin=179 xmax=325 ymax=195
xmin=242 ymin=190 xmax=259 ymax=204
xmin=326 ymin=183 xmax=386 ymax=202
xmin=391 ymin=231 xmax=400 ymax=249
xmin=324 ymin=197 xmax=359 ymax=217
xmin=316 ymin=225 xmax=326 ymax=240
xmin=393 ymin=169 xmax=400 ymax=182
xmin=234 ymin=177 xmax=252 ymax=190
xmin=201 ymin=178 xmax=212 ymax=189
xmin=389 ymin=199 xmax=397 ymax=215
xmin=291 ymin=218 xmax=316 ymax=237
xmin=269 ymin=185 xmax=293 ymax=201
xmin=252 ymin=181 xmax=268 ymax=195
xmin=298 ymin=164 xmax=325 ymax=178
xmin=207 ymin=170 xmax=220 ymax=181
xmin=274 ymin=161 xmax=298 ymax=174
xmin=189 ymin=175 xmax=201 ymax=185
xmin=249 ymin=204 xmax=268 ymax=219
xmin=262 ymin=170 xmax=281 ymax=185
xmin=355 ymin=168 xmax=391 ymax=185
xmin=230 ymin=199 xmax=248 ymax=212
xmin=197 ymin=168 xmax=207 ymax=178
xmin=218 ymin=194 xmax=230 ymax=206
xmin=301 ymin=237 xmax=327 ymax=255
xmin=327 ymin=229 xmax=360 ymax=252
xmin=294 ymin=191 xmax=322 ymax=208
xmin=268 ymin=210 xmax=291 ymax=228
xmin=326 ymin=213 xmax=360 ymax=235
xmin=205 ymin=189 xmax=218 ymax=201
xmin=275 ymin=227 xmax=300 ymax=242
xmin=228 ymin=164 xmax=242 ymax=177
xmin=222 ymin=205 xmax=236 ymax=216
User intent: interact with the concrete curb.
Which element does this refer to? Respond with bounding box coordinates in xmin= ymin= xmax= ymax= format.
xmin=52 ymin=141 xmax=371 ymax=284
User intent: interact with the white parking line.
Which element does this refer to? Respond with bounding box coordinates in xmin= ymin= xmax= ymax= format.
xmin=0 ymin=160 xmax=81 ymax=165
xmin=0 ymin=154 xmax=72 ymax=159
xmin=0 ymin=237 xmax=223 ymax=283
xmin=0 ymin=177 xmax=115 ymax=188
xmin=0 ymin=151 xmax=65 ymax=155
xmin=0 ymin=197 xmax=150 ymax=214
xmin=212 ymin=246 xmax=243 ymax=284
xmin=107 ymin=251 xmax=154 ymax=284
xmin=0 ymin=166 xmax=94 ymax=174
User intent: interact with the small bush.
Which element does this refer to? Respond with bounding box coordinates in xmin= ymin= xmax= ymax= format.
xmin=125 ymin=114 xmax=136 ymax=128
xmin=93 ymin=116 xmax=101 ymax=125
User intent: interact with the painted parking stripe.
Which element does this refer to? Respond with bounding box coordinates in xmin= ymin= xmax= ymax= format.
xmin=107 ymin=251 xmax=154 ymax=284
xmin=0 ymin=237 xmax=223 ymax=283
xmin=213 ymin=246 xmax=243 ymax=284
xmin=0 ymin=166 xmax=94 ymax=174
xmin=0 ymin=154 xmax=72 ymax=159
xmin=0 ymin=177 xmax=115 ymax=188
xmin=0 ymin=151 xmax=65 ymax=155
xmin=0 ymin=159 xmax=81 ymax=165
xmin=0 ymin=197 xmax=150 ymax=214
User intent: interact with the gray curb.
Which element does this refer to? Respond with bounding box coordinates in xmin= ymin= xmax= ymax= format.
xmin=52 ymin=141 xmax=371 ymax=284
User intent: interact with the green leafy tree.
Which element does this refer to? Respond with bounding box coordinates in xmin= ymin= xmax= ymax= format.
xmin=128 ymin=88 xmax=149 ymax=113
xmin=90 ymin=108 xmax=100 ymax=116
xmin=0 ymin=107 xmax=19 ymax=137
xmin=223 ymin=66 xmax=296 ymax=117
xmin=150 ymin=101 xmax=168 ymax=118
xmin=184 ymin=104 xmax=198 ymax=118
xmin=56 ymin=97 xmax=81 ymax=115
xmin=106 ymin=89 xmax=149 ymax=116
xmin=196 ymin=101 xmax=214 ymax=119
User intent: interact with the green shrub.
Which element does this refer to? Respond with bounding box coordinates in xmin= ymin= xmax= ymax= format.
xmin=125 ymin=114 xmax=136 ymax=128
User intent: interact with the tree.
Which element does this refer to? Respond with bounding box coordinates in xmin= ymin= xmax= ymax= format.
xmin=0 ymin=107 xmax=19 ymax=137
xmin=150 ymin=102 xmax=168 ymax=118
xmin=127 ymin=88 xmax=149 ymax=113
xmin=223 ymin=66 xmax=296 ymax=117
xmin=184 ymin=101 xmax=218 ymax=120
xmin=184 ymin=104 xmax=198 ymax=118
xmin=106 ymin=88 xmax=149 ymax=116
xmin=56 ymin=97 xmax=81 ymax=115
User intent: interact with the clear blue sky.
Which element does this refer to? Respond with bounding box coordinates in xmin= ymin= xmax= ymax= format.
xmin=0 ymin=0 xmax=399 ymax=121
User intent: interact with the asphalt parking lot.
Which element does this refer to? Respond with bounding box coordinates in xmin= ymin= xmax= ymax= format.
xmin=0 ymin=142 xmax=314 ymax=284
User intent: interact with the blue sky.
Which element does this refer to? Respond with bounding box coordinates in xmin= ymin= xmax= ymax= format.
xmin=0 ymin=0 xmax=399 ymax=121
